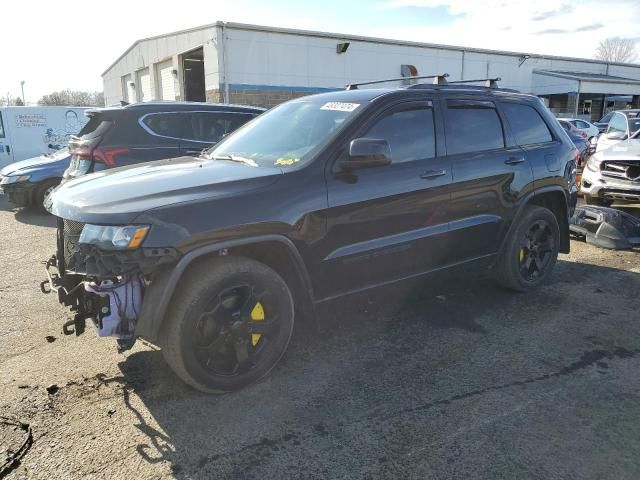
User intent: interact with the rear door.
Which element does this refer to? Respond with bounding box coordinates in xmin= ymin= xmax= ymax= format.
xmin=179 ymin=111 xmax=257 ymax=155
xmin=318 ymin=98 xmax=452 ymax=298
xmin=443 ymin=96 xmax=533 ymax=263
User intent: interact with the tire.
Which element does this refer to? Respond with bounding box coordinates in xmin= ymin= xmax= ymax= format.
xmin=34 ymin=179 xmax=60 ymax=212
xmin=584 ymin=195 xmax=613 ymax=207
xmin=494 ymin=205 xmax=560 ymax=292
xmin=160 ymin=256 xmax=294 ymax=393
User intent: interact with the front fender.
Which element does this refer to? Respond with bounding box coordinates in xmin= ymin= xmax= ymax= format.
xmin=134 ymin=234 xmax=313 ymax=343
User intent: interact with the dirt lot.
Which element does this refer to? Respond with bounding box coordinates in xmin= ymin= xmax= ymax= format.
xmin=1 ymin=197 xmax=639 ymax=480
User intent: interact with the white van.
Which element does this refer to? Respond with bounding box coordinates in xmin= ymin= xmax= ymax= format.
xmin=0 ymin=106 xmax=89 ymax=168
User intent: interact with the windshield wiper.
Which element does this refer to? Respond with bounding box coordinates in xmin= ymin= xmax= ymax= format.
xmin=210 ymin=154 xmax=258 ymax=167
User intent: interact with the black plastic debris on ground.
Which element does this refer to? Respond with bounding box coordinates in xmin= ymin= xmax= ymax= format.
xmin=0 ymin=416 xmax=33 ymax=477
xmin=570 ymin=205 xmax=640 ymax=250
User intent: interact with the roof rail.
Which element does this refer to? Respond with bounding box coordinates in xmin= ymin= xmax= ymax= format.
xmin=447 ymin=77 xmax=502 ymax=88
xmin=346 ymin=73 xmax=449 ymax=90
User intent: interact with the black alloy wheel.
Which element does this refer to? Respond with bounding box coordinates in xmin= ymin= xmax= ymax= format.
xmin=161 ymin=256 xmax=294 ymax=393
xmin=518 ymin=220 xmax=555 ymax=282
xmin=494 ymin=205 xmax=560 ymax=292
xmin=193 ymin=284 xmax=278 ymax=376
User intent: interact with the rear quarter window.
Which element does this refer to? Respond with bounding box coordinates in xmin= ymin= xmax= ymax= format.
xmin=501 ymin=103 xmax=553 ymax=146
xmin=0 ymin=112 xmax=5 ymax=138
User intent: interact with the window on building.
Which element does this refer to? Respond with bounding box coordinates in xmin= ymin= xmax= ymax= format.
xmin=184 ymin=112 xmax=256 ymax=143
xmin=142 ymin=113 xmax=184 ymax=138
xmin=445 ymin=100 xmax=505 ymax=155
xmin=364 ymin=106 xmax=436 ymax=163
xmin=608 ymin=113 xmax=628 ymax=136
xmin=501 ymin=103 xmax=553 ymax=146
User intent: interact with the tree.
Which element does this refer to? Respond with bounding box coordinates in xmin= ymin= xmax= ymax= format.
xmin=38 ymin=90 xmax=105 ymax=107
xmin=595 ymin=37 xmax=638 ymax=63
xmin=14 ymin=96 xmax=24 ymax=106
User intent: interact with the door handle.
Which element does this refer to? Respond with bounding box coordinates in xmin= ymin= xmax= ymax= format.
xmin=420 ymin=169 xmax=447 ymax=180
xmin=504 ymin=156 xmax=525 ymax=165
xmin=5 ymin=145 xmax=10 ymax=154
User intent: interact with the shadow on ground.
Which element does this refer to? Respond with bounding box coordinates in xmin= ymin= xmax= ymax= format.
xmin=0 ymin=197 xmax=56 ymax=228
xmin=98 ymin=259 xmax=640 ymax=478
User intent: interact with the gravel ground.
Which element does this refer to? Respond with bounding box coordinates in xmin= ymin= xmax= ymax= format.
xmin=1 ymin=196 xmax=639 ymax=480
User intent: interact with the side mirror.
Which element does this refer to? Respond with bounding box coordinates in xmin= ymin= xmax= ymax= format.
xmin=340 ymin=138 xmax=392 ymax=171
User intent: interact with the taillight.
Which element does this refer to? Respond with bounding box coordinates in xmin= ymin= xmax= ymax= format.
xmin=93 ymin=148 xmax=129 ymax=167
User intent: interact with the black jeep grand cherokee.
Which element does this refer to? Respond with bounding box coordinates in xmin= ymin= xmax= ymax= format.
xmin=44 ymin=78 xmax=578 ymax=393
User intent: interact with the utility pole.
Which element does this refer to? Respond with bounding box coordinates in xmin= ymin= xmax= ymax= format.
xmin=20 ymin=81 xmax=26 ymax=105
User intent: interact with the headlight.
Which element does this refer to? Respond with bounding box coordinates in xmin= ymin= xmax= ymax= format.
xmin=585 ymin=156 xmax=601 ymax=172
xmin=79 ymin=224 xmax=150 ymax=250
xmin=0 ymin=174 xmax=30 ymax=185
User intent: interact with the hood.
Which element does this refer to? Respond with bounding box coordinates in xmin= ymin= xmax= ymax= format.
xmin=0 ymin=152 xmax=69 ymax=176
xmin=46 ymin=156 xmax=283 ymax=224
xmin=593 ymin=140 xmax=640 ymax=162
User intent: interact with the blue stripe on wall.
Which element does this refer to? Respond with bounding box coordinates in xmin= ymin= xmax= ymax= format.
xmin=223 ymin=83 xmax=342 ymax=93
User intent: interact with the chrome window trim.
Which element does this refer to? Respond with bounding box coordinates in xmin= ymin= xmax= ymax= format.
xmin=138 ymin=110 xmax=257 ymax=143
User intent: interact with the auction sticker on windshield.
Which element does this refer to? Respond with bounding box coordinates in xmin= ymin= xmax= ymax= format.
xmin=320 ymin=102 xmax=360 ymax=112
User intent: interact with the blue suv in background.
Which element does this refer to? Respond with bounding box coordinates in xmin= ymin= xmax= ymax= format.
xmin=0 ymin=147 xmax=71 ymax=210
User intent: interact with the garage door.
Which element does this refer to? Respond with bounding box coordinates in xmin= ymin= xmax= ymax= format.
xmin=122 ymin=74 xmax=135 ymax=102
xmin=156 ymin=60 xmax=175 ymax=101
xmin=137 ymin=68 xmax=151 ymax=102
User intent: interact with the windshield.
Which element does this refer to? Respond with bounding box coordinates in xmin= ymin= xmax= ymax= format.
xmin=205 ymin=98 xmax=362 ymax=168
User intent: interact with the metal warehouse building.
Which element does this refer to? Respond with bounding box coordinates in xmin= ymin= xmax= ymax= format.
xmin=103 ymin=21 xmax=640 ymax=122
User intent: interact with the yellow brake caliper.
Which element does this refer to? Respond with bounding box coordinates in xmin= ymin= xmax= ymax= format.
xmin=519 ymin=247 xmax=526 ymax=264
xmin=250 ymin=302 xmax=265 ymax=346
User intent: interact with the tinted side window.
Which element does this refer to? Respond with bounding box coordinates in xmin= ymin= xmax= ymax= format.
xmin=445 ymin=100 xmax=504 ymax=155
xmin=629 ymin=118 xmax=640 ymax=133
xmin=142 ymin=113 xmax=184 ymax=138
xmin=501 ymin=103 xmax=552 ymax=145
xmin=576 ymin=120 xmax=590 ymax=129
xmin=184 ymin=112 xmax=256 ymax=143
xmin=608 ymin=114 xmax=627 ymax=135
xmin=364 ymin=107 xmax=435 ymax=163
xmin=0 ymin=112 xmax=5 ymax=138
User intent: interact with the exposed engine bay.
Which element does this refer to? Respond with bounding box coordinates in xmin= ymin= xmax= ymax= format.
xmin=42 ymin=218 xmax=177 ymax=351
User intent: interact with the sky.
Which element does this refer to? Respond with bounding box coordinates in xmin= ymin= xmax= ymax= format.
xmin=1 ymin=0 xmax=638 ymax=104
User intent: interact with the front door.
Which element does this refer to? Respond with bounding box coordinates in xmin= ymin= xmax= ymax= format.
xmin=443 ymin=97 xmax=534 ymax=263
xmin=316 ymin=99 xmax=452 ymax=299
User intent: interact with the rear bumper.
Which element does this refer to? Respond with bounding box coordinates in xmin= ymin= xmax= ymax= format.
xmin=0 ymin=183 xmax=35 ymax=206
xmin=581 ymin=168 xmax=640 ymax=202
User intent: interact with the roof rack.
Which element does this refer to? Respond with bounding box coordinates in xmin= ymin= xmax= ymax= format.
xmin=447 ymin=77 xmax=502 ymax=88
xmin=346 ymin=73 xmax=449 ymax=90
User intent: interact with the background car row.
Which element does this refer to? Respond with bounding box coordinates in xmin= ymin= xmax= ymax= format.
xmin=0 ymin=102 xmax=263 ymax=210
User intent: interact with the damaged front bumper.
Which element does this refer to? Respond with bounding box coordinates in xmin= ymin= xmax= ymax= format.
xmin=42 ymin=218 xmax=178 ymax=351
